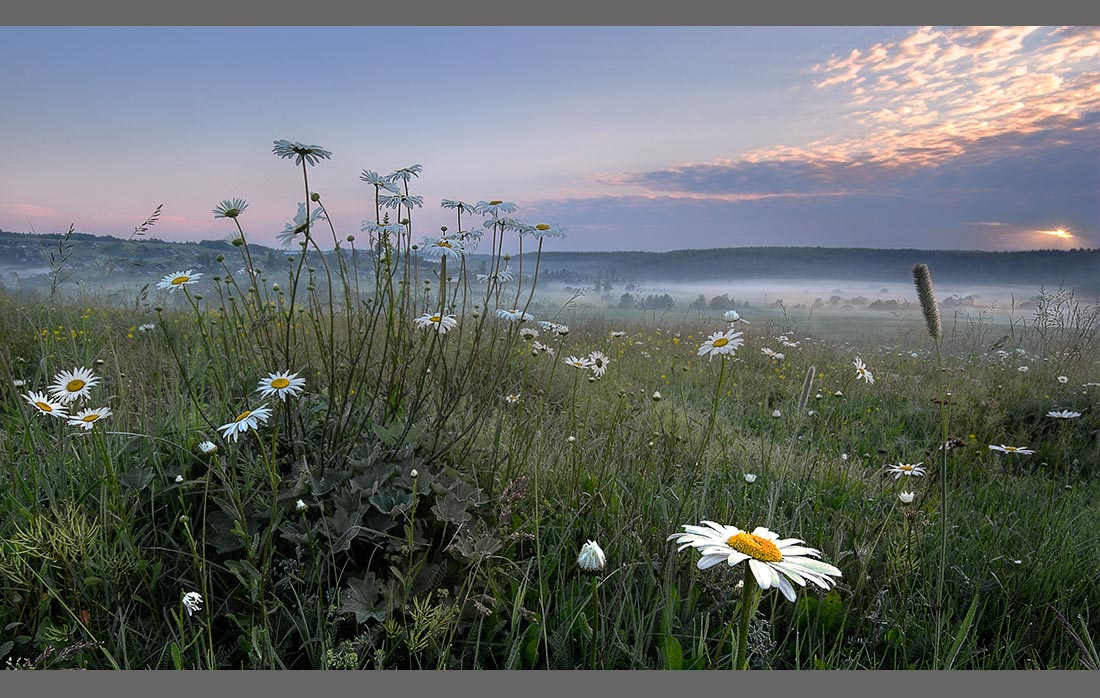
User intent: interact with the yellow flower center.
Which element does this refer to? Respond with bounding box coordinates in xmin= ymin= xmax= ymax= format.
xmin=81 ymin=413 xmax=100 ymax=423
xmin=171 ymin=275 xmax=191 ymax=285
xmin=234 ymin=410 xmax=252 ymax=422
xmin=66 ymin=379 xmax=86 ymax=392
xmin=727 ymin=532 xmax=784 ymax=563
xmin=35 ymin=401 xmax=53 ymax=412
xmin=270 ymin=378 xmax=291 ymax=389
xmin=899 ymin=464 xmax=913 ymax=471
xmin=712 ymin=338 xmax=729 ymax=348
xmin=489 ymin=200 xmax=503 ymax=205
xmin=1005 ymin=446 xmax=1018 ymax=452
xmin=437 ymin=241 xmax=452 ymax=248
xmin=430 ymin=315 xmax=442 ymax=323
xmin=536 ymin=224 xmax=551 ymax=231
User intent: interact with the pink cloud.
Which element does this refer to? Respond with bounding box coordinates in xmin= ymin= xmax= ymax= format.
xmin=0 ymin=202 xmax=64 ymax=218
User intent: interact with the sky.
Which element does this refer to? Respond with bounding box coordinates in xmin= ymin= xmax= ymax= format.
xmin=0 ymin=26 xmax=1097 ymax=253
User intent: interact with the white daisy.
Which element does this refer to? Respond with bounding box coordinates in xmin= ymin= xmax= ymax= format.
xmin=610 ymin=331 xmax=626 ymax=338
xmin=48 ymin=366 xmax=100 ymax=403
xmin=23 ymin=390 xmax=68 ymax=418
xmin=296 ymin=499 xmax=308 ymax=512
xmin=519 ymin=327 xmax=539 ymax=341
xmin=496 ymin=308 xmax=534 ymax=323
xmin=277 ymin=204 xmax=326 ymax=248
xmin=414 ymin=313 xmax=458 ymax=334
xmin=475 ymin=200 xmax=517 ymax=218
xmin=380 ymin=193 xmax=424 ymax=211
xmin=744 ymin=473 xmax=757 ymax=483
xmin=1057 ymin=376 xmax=1069 ymax=384
xmin=698 ymin=329 xmax=744 ymax=359
xmin=668 ymin=522 xmax=842 ymax=603
xmin=67 ymin=406 xmax=112 ymax=431
xmin=564 ymin=355 xmax=593 ymax=370
xmin=723 ymin=310 xmax=750 ymax=324
xmin=577 ymin=540 xmax=606 ymax=573
xmin=181 ymin=591 xmax=204 ymax=617
xmin=360 ymin=170 xmax=401 ymax=193
xmin=212 ymin=198 xmax=248 ymax=219
xmin=272 ymin=140 xmax=332 ymax=167
xmin=588 ymin=351 xmax=610 ymax=378
xmin=531 ymin=341 xmax=556 ymax=357
xmin=198 ymin=440 xmax=218 ymax=455
xmin=1018 ymin=366 xmax=1029 ymax=373
xmin=477 ymin=265 xmax=514 ymax=283
xmin=440 ymin=199 xmax=478 ymax=215
xmin=218 ymin=404 xmax=273 ymax=442
xmin=504 ymin=393 xmax=521 ymax=405
xmin=157 ymin=270 xmax=203 ymax=292
xmin=885 ymin=462 xmax=926 ymax=479
xmin=988 ymin=444 xmax=1035 ymax=455
xmin=761 ymin=348 xmax=785 ymax=360
xmin=419 ymin=236 xmax=465 ymax=260
xmin=1047 ymin=409 xmax=1081 ymax=419
xmin=526 ymin=223 xmax=566 ymax=239
xmin=854 ymin=356 xmax=874 ymax=384
xmin=386 ymin=164 xmax=423 ymax=183
xmin=898 ymin=491 xmax=916 ymax=504
xmin=256 ymin=371 xmax=306 ymax=401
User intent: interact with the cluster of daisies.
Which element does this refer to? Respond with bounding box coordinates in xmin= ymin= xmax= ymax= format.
xmin=216 ymin=371 xmax=306 ymax=443
xmin=563 ymin=350 xmax=612 ymax=379
xmin=23 ymin=366 xmax=112 ymax=431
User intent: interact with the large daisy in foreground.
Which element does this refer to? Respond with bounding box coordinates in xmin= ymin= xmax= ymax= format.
xmin=698 ymin=329 xmax=744 ymax=359
xmin=669 ymin=522 xmax=842 ymax=602
xmin=24 ymin=390 xmax=68 ymax=419
xmin=48 ymin=366 xmax=100 ymax=404
xmin=256 ymin=371 xmax=306 ymax=401
xmin=157 ymin=270 xmax=202 ymax=292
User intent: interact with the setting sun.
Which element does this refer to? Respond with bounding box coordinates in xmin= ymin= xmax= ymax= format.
xmin=1039 ymin=227 xmax=1074 ymax=239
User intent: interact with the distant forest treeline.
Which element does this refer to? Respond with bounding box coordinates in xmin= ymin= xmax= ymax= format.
xmin=522 ymin=247 xmax=1099 ymax=287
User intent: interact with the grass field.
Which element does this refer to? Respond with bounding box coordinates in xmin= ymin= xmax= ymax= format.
xmin=2 ymin=166 xmax=1098 ymax=670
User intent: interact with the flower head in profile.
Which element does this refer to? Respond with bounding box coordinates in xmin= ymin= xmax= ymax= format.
xmin=218 ymin=404 xmax=273 ymax=442
xmin=761 ymin=347 xmax=785 ymax=360
xmin=441 ymin=199 xmax=478 ymax=215
xmin=564 ymin=355 xmax=594 ymax=370
xmin=212 ymin=198 xmax=249 ymax=219
xmin=49 ymin=366 xmax=100 ymax=404
xmin=24 ymin=390 xmax=68 ymax=418
xmin=181 ymin=591 xmax=203 ymax=617
xmin=588 ymin=350 xmax=611 ymax=378
xmin=577 ymin=540 xmax=606 ymax=573
xmin=475 ymin=200 xmax=517 ymax=218
xmin=698 ymin=329 xmax=744 ymax=359
xmin=420 ymin=236 xmax=466 ymax=260
xmin=723 ymin=310 xmax=750 ymax=324
xmin=668 ymin=522 xmax=842 ymax=602
xmin=898 ymin=491 xmax=916 ymax=504
xmin=989 ymin=444 xmax=1035 ymax=455
xmin=744 ymin=473 xmax=757 ymax=484
xmin=360 ymin=170 xmax=402 ymax=194
xmin=526 ymin=223 xmax=566 ymax=239
xmin=380 ymin=193 xmax=425 ymax=211
xmin=256 ymin=371 xmax=306 ymax=401
xmin=496 ymin=308 xmax=534 ymax=323
xmin=67 ymin=406 xmax=112 ymax=431
xmin=885 ymin=462 xmax=926 ymax=479
xmin=531 ymin=341 xmax=555 ymax=357
xmin=1057 ymin=375 xmax=1069 ymax=384
xmin=610 ymin=330 xmax=626 ymax=338
xmin=477 ymin=265 xmax=514 ymax=284
xmin=386 ymin=164 xmax=423 ymax=183
xmin=1047 ymin=409 xmax=1082 ymax=419
xmin=415 ymin=313 xmax=458 ymax=335
xmin=854 ymin=356 xmax=874 ymax=384
xmin=505 ymin=393 xmax=521 ymax=405
xmin=157 ymin=270 xmax=203 ymax=292
xmin=272 ymin=140 xmax=333 ymax=167
xmin=198 ymin=440 xmax=218 ymax=455
xmin=519 ymin=327 xmax=539 ymax=341
xmin=277 ymin=203 xmax=327 ymax=247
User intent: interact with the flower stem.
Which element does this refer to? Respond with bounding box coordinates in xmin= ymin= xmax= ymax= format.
xmin=735 ymin=569 xmax=760 ymax=670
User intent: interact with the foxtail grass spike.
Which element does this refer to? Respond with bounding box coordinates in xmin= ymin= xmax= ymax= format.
xmin=912 ymin=264 xmax=942 ymax=341
xmin=798 ymin=365 xmax=816 ymax=414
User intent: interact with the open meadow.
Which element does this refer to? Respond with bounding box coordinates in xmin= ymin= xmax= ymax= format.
xmin=1 ymin=149 xmax=1098 ymax=671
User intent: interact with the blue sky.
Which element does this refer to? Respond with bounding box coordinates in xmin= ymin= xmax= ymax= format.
xmin=1 ymin=26 xmax=1096 ymax=252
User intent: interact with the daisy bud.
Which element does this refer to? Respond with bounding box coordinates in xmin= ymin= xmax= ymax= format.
xmin=310 ymin=192 xmax=320 ymax=202
xmin=347 ymin=235 xmax=355 ymax=243
xmin=411 ymin=469 xmax=419 ymax=478
xmin=216 ymin=254 xmax=225 ymax=262
xmin=577 ymin=540 xmax=606 ymax=573
xmin=567 ymin=436 xmax=576 ymax=444
xmin=174 ymin=475 xmax=184 ymax=483
xmin=771 ymin=409 xmax=782 ymax=418
xmin=296 ymin=499 xmax=308 ymax=512
xmin=652 ymin=391 xmax=662 ymax=401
